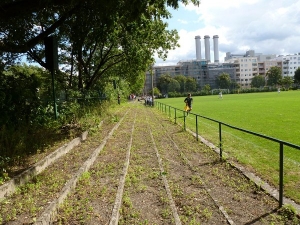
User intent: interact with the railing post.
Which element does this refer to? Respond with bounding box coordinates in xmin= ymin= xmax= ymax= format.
xmin=279 ymin=142 xmax=284 ymax=207
xmin=219 ymin=122 xmax=222 ymax=160
xmin=196 ymin=115 xmax=198 ymax=141
xmin=183 ymin=111 xmax=186 ymax=130
xmin=174 ymin=108 xmax=177 ymax=124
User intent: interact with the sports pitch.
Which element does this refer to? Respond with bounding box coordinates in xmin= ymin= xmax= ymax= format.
xmin=156 ymin=91 xmax=300 ymax=203
xmin=157 ymin=91 xmax=300 ymax=145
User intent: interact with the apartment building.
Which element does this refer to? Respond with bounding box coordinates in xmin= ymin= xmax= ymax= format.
xmin=272 ymin=54 xmax=300 ymax=77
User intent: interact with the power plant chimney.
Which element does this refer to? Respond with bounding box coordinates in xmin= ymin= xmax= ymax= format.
xmin=204 ymin=35 xmax=211 ymax=63
xmin=195 ymin=36 xmax=201 ymax=60
xmin=213 ymin=35 xmax=219 ymax=63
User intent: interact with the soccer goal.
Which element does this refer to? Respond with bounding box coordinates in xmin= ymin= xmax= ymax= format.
xmin=211 ymin=89 xmax=229 ymax=95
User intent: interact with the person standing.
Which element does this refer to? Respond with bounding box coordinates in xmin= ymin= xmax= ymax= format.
xmin=219 ymin=91 xmax=223 ymax=99
xmin=184 ymin=93 xmax=193 ymax=115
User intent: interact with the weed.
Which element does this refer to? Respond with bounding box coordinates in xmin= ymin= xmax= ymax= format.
xmin=189 ymin=217 xmax=201 ymax=225
xmin=202 ymin=207 xmax=212 ymax=219
xmin=278 ymin=204 xmax=298 ymax=220
xmin=123 ymin=193 xmax=133 ymax=208
xmin=161 ymin=208 xmax=171 ymax=219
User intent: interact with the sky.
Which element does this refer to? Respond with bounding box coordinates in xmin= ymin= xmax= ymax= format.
xmin=154 ymin=0 xmax=300 ymax=66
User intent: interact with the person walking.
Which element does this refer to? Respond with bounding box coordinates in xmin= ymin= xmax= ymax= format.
xmin=184 ymin=93 xmax=193 ymax=115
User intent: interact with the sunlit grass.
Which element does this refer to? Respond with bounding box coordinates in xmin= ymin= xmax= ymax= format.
xmin=156 ymin=90 xmax=300 ymax=204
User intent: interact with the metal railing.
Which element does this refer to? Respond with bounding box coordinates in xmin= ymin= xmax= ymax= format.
xmin=155 ymin=101 xmax=300 ymax=208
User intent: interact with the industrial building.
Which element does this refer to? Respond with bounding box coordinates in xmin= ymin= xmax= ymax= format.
xmin=144 ymin=35 xmax=235 ymax=94
xmin=144 ymin=35 xmax=300 ymax=94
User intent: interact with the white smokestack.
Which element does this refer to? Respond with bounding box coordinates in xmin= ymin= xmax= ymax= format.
xmin=195 ymin=35 xmax=201 ymax=60
xmin=213 ymin=35 xmax=219 ymax=63
xmin=204 ymin=35 xmax=211 ymax=63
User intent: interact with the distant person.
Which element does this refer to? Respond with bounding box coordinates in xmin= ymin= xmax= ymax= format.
xmin=184 ymin=93 xmax=193 ymax=115
xmin=278 ymin=88 xmax=280 ymax=94
xmin=219 ymin=91 xmax=223 ymax=99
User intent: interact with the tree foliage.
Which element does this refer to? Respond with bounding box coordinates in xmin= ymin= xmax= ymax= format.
xmin=174 ymin=75 xmax=186 ymax=92
xmin=157 ymin=74 xmax=197 ymax=94
xmin=0 ymin=0 xmax=200 ymax=92
xmin=266 ymin=66 xmax=282 ymax=86
xmin=215 ymin=72 xmax=231 ymax=89
xmin=185 ymin=77 xmax=197 ymax=92
xmin=0 ymin=64 xmax=50 ymax=126
xmin=251 ymin=75 xmax=265 ymax=88
xmin=202 ymin=84 xmax=211 ymax=94
xmin=280 ymin=76 xmax=293 ymax=89
xmin=157 ymin=74 xmax=173 ymax=94
xmin=294 ymin=68 xmax=300 ymax=84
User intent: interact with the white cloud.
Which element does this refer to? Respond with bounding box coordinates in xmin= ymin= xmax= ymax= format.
xmin=177 ymin=19 xmax=188 ymax=24
xmin=155 ymin=0 xmax=300 ymax=66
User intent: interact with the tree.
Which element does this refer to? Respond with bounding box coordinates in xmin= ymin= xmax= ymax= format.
xmin=215 ymin=73 xmax=231 ymax=89
xmin=0 ymin=0 xmax=199 ymax=53
xmin=168 ymin=79 xmax=180 ymax=92
xmin=202 ymin=84 xmax=211 ymax=94
xmin=157 ymin=74 xmax=173 ymax=94
xmin=152 ymin=87 xmax=161 ymax=96
xmin=294 ymin=68 xmax=300 ymax=84
xmin=0 ymin=0 xmax=200 ymax=92
xmin=251 ymin=75 xmax=265 ymax=88
xmin=266 ymin=66 xmax=282 ymax=86
xmin=185 ymin=77 xmax=197 ymax=92
xmin=281 ymin=76 xmax=293 ymax=90
xmin=174 ymin=75 xmax=187 ymax=92
xmin=0 ymin=64 xmax=50 ymax=126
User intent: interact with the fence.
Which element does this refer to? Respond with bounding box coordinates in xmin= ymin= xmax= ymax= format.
xmin=155 ymin=101 xmax=300 ymax=208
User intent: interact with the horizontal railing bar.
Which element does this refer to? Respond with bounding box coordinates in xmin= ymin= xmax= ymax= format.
xmin=158 ymin=103 xmax=300 ymax=151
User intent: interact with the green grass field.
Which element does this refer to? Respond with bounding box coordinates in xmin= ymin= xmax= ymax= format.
xmin=156 ymin=91 xmax=300 ymax=205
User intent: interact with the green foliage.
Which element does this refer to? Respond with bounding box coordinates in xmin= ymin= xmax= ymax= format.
xmin=280 ymin=76 xmax=293 ymax=90
xmin=157 ymin=74 xmax=173 ymax=94
xmin=1 ymin=0 xmax=200 ymax=93
xmin=158 ymin=74 xmax=197 ymax=94
xmin=267 ymin=66 xmax=282 ymax=86
xmin=251 ymin=75 xmax=265 ymax=88
xmin=294 ymin=68 xmax=300 ymax=84
xmin=202 ymin=84 xmax=211 ymax=94
xmin=185 ymin=77 xmax=197 ymax=92
xmin=215 ymin=72 xmax=231 ymax=89
xmin=174 ymin=75 xmax=186 ymax=92
xmin=0 ymin=64 xmax=49 ymax=126
xmin=168 ymin=79 xmax=180 ymax=92
xmin=153 ymin=87 xmax=161 ymax=96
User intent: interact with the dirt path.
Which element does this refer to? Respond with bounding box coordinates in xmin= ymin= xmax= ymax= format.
xmin=0 ymin=102 xmax=299 ymax=224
